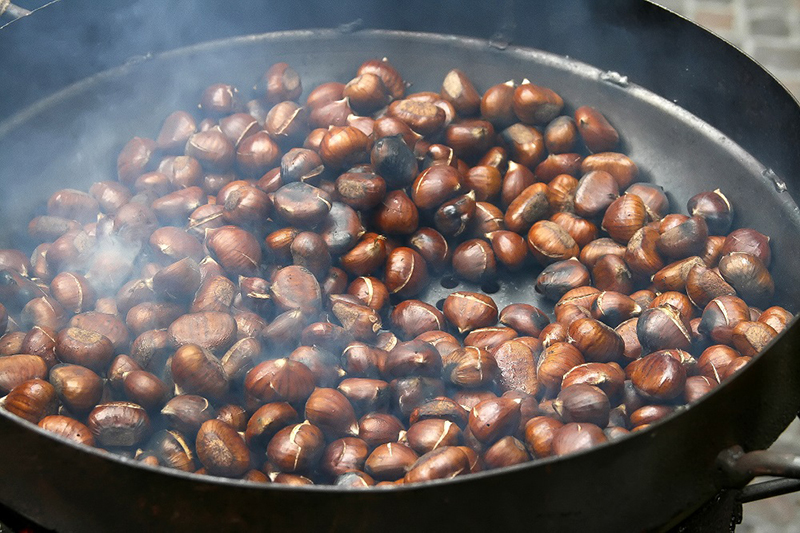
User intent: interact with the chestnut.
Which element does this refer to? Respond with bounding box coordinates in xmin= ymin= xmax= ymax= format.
xmin=200 ymin=83 xmax=239 ymax=116
xmin=500 ymin=123 xmax=546 ymax=168
xmin=357 ymin=58 xmax=405 ymax=100
xmin=492 ymin=340 xmax=539 ymax=396
xmin=536 ymin=259 xmax=591 ymax=301
xmin=758 ymin=306 xmax=793 ymax=334
xmin=721 ymin=228 xmax=771 ymax=267
xmin=499 ymin=303 xmax=550 ymax=338
xmin=527 ymin=220 xmax=579 ymax=265
xmin=579 ymin=238 xmax=626 ymax=269
xmin=272 ymin=182 xmax=333 ymax=228
xmin=260 ymin=62 xmax=302 ymax=103
xmin=406 ymin=228 xmax=449 ymax=272
xmin=161 ymin=395 xmax=216 ymax=437
xmin=624 ymin=227 xmax=665 ymax=277
xmin=267 ymin=421 xmax=327 ymax=474
xmin=524 ymin=416 xmax=564 ymax=458
xmin=440 ymin=69 xmax=481 ymax=116
xmin=388 ymin=99 xmax=446 ymax=136
xmin=657 ymin=216 xmax=709 ymax=260
xmin=576 ymin=174 xmax=622 ymax=227
xmin=687 ymin=189 xmax=733 ymax=235
xmin=270 ymin=265 xmax=323 ymax=315
xmin=122 ymin=370 xmax=170 ymax=411
xmin=568 ymin=317 xmax=624 ymax=363
xmin=445 ymin=120 xmax=495 ymax=160
xmin=602 ymin=194 xmax=647 ymax=244
xmin=117 ymin=136 xmax=156 ymax=186
xmin=205 ymin=225 xmax=262 ymax=277
xmin=374 ymin=190 xmax=419 ymax=235
xmin=544 ymin=116 xmax=578 ymax=153
xmin=410 ymin=397 xmax=469 ymax=428
xmin=718 ymin=253 xmax=774 ymax=308
xmin=195 ymin=419 xmax=251 ymax=478
xmin=54 ymin=327 xmax=114 ymax=373
xmin=685 ymin=263 xmax=736 ymax=309
xmin=244 ymin=358 xmax=315 ymax=407
xmin=168 ymin=311 xmax=237 ymax=356
xmin=38 ymin=415 xmax=95 ymax=447
xmin=389 ymin=300 xmax=444 ymax=340
xmin=365 ymin=442 xmax=419 ymax=481
xmin=2 ymin=378 xmax=58 ymax=423
xmin=390 ymin=377 xmax=446 ymax=419
xmin=629 ymin=351 xmax=686 ymax=401
xmin=335 ymin=166 xmax=387 ymax=210
xmin=731 ymin=320 xmax=778 ymax=357
xmin=185 ymin=128 xmax=235 ymax=172
xmin=87 ymin=402 xmax=151 ymax=448
xmin=404 ymin=446 xmax=471 ymax=484
xmin=406 ymin=418 xmax=462 ymax=455
xmin=575 ymin=106 xmax=619 ymax=152
xmin=553 ymin=384 xmax=610 ymax=427
xmin=513 ymin=82 xmax=563 ymax=124
xmin=636 ymin=305 xmax=692 ymax=353
xmin=304 ymin=388 xmax=359 ymax=439
xmin=19 ymin=326 xmax=57 ymax=369
xmin=442 ymin=292 xmax=498 ymax=334
xmin=384 ymin=247 xmax=428 ymax=298
xmin=433 ymin=192 xmax=476 ymax=237
xmin=469 ymin=201 xmax=506 ymax=238
xmin=591 ymin=254 xmax=634 ymax=295
xmin=320 ymin=437 xmax=370 ymax=478
xmin=265 ymin=101 xmax=308 ymax=147
xmin=580 ymin=152 xmax=638 ymax=190
xmin=699 ymin=295 xmax=751 ymax=345
xmin=551 ymin=422 xmax=608 ymax=456
xmin=442 ymin=346 xmax=498 ymax=389
xmin=336 ymin=378 xmax=390 ymax=417
xmin=480 ymin=80 xmax=516 ymax=128
xmin=468 ymin=396 xmax=521 ymax=444
xmin=537 ymin=342 xmax=584 ymax=392
xmin=504 ymin=183 xmax=550 ymax=234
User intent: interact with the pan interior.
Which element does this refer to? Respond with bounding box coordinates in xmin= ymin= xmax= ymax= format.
xmin=1 ymin=30 xmax=797 ymax=312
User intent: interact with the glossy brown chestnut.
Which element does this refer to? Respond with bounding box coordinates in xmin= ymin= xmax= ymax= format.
xmin=87 ymin=401 xmax=151 ymax=448
xmin=38 ymin=415 xmax=95 ymax=447
xmin=2 ymin=378 xmax=58 ymax=424
xmin=629 ymin=351 xmax=687 ymax=401
xmin=365 ymin=442 xmax=419 ymax=481
xmin=442 ymin=292 xmax=498 ymax=334
xmin=374 ymin=190 xmax=419 ymax=236
xmin=267 ymin=421 xmax=326 ymax=474
xmin=384 ymin=247 xmax=428 ymax=298
xmin=575 ymin=106 xmax=619 ymax=153
xmin=468 ymin=396 xmax=521 ymax=444
xmin=195 ymin=419 xmax=251 ymax=478
xmin=536 ymin=342 xmax=585 ymax=392
xmin=244 ymin=358 xmax=315 ymax=407
xmin=717 ymin=252 xmax=774 ymax=308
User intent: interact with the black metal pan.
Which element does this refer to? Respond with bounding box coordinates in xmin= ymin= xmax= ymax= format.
xmin=0 ymin=1 xmax=799 ymax=531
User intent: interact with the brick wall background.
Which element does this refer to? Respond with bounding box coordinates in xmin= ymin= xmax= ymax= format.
xmin=655 ymin=0 xmax=800 ymax=98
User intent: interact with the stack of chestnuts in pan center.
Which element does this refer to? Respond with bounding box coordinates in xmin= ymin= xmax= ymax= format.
xmin=0 ymin=57 xmax=792 ymax=488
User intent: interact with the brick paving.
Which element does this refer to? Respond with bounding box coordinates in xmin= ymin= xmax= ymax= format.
xmin=654 ymin=0 xmax=800 ymax=98
xmin=652 ymin=4 xmax=800 ymax=529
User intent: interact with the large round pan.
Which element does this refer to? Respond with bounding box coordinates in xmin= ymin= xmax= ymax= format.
xmin=0 ymin=5 xmax=799 ymax=533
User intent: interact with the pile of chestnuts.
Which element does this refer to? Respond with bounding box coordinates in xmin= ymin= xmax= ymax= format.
xmin=0 ymin=57 xmax=792 ymax=488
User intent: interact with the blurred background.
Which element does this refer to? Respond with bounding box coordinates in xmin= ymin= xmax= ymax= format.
xmin=657 ymin=0 xmax=800 ymax=98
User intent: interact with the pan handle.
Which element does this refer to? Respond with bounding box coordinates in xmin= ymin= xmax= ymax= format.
xmin=717 ymin=445 xmax=800 ymax=502
xmin=718 ymin=445 xmax=800 ymax=483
